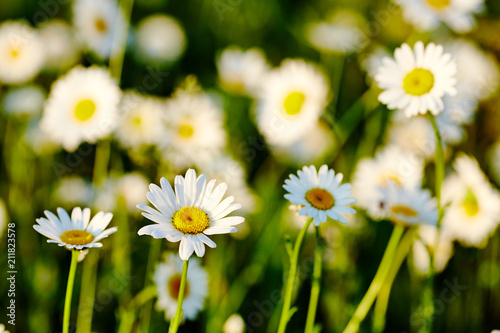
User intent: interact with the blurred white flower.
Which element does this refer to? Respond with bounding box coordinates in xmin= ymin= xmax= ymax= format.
xmin=2 ymin=84 xmax=46 ymax=117
xmin=223 ymin=314 xmax=246 ymax=333
xmin=41 ymin=66 xmax=121 ymax=151
xmin=73 ymin=0 xmax=126 ymax=59
xmin=0 ymin=323 xmax=11 ymax=333
xmin=38 ymin=19 xmax=81 ymax=71
xmin=254 ymin=59 xmax=329 ymax=146
xmin=216 ymin=46 xmax=270 ymax=96
xmin=352 ymin=145 xmax=424 ymax=219
xmin=160 ymin=90 xmax=226 ymax=170
xmin=117 ymin=172 xmax=149 ymax=211
xmin=441 ymin=154 xmax=500 ymax=247
xmin=387 ymin=115 xmax=436 ymax=160
xmin=134 ymin=14 xmax=186 ymax=65
xmin=115 ymin=92 xmax=166 ymax=149
xmin=154 ymin=253 xmax=208 ymax=320
xmin=0 ymin=21 xmax=44 ymax=84
xmin=411 ymin=225 xmax=454 ymax=275
xmin=359 ymin=45 xmax=391 ymax=82
xmin=396 ymin=0 xmax=484 ymax=33
xmin=55 ymin=176 xmax=93 ymax=207
xmin=24 ymin=120 xmax=61 ymax=154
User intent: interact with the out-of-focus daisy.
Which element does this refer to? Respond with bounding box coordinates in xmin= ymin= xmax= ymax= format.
xmin=0 ymin=21 xmax=44 ymax=84
xmin=115 ymin=92 xmax=165 ymax=149
xmin=375 ymin=41 xmax=457 ymax=117
xmin=38 ymin=19 xmax=81 ymax=71
xmin=216 ymin=46 xmax=270 ymax=96
xmin=41 ymin=66 xmax=121 ymax=151
xmin=154 ymin=253 xmax=208 ymax=320
xmin=117 ymin=172 xmax=149 ymax=212
xmin=269 ymin=120 xmax=335 ymax=166
xmin=0 ymin=324 xmax=10 ymax=333
xmin=359 ymin=45 xmax=391 ymax=82
xmin=387 ymin=114 xmax=436 ymax=160
xmin=306 ymin=9 xmax=367 ymax=54
xmin=352 ymin=145 xmax=424 ymax=219
xmin=411 ymin=225 xmax=454 ymax=275
xmin=254 ymin=59 xmax=329 ymax=146
xmin=378 ymin=182 xmax=438 ymax=227
xmin=137 ymin=169 xmax=245 ymax=260
xmin=160 ymin=90 xmax=226 ymax=170
xmin=24 ymin=121 xmax=61 ymax=155
xmin=441 ymin=155 xmax=500 ymax=247
xmin=34 ymin=207 xmax=117 ymax=250
xmin=396 ymin=0 xmax=484 ymax=33
xmin=223 ymin=314 xmax=246 ymax=333
xmin=134 ymin=14 xmax=186 ymax=65
xmin=2 ymin=84 xmax=46 ymax=117
xmin=73 ymin=0 xmax=126 ymax=59
xmin=283 ymin=165 xmax=356 ymax=226
xmin=55 ymin=177 xmax=93 ymax=207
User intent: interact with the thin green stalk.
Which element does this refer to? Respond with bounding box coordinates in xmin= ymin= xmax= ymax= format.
xmin=373 ymin=228 xmax=417 ymax=333
xmin=63 ymin=251 xmax=80 ymax=333
xmin=277 ymin=217 xmax=314 ymax=333
xmin=117 ymin=286 xmax=157 ymax=333
xmin=76 ymin=251 xmax=99 ymax=333
xmin=343 ymin=225 xmax=405 ymax=333
xmin=169 ymin=260 xmax=189 ymax=333
xmin=305 ymin=226 xmax=323 ymax=333
xmin=109 ymin=0 xmax=135 ymax=81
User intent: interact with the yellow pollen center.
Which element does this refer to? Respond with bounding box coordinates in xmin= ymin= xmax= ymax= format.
xmin=10 ymin=48 xmax=19 ymax=59
xmin=172 ymin=207 xmax=210 ymax=234
xmin=391 ymin=205 xmax=418 ymax=217
xmin=60 ymin=230 xmax=94 ymax=246
xmin=74 ymin=99 xmax=96 ymax=122
xmin=379 ymin=173 xmax=402 ymax=188
xmin=403 ymin=68 xmax=435 ymax=96
xmin=283 ymin=91 xmax=306 ymax=116
xmin=178 ymin=124 xmax=194 ymax=138
xmin=462 ymin=189 xmax=479 ymax=217
xmin=168 ymin=274 xmax=189 ymax=299
xmin=95 ymin=18 xmax=108 ymax=33
xmin=426 ymin=0 xmax=450 ymax=9
xmin=131 ymin=116 xmax=142 ymax=128
xmin=305 ymin=188 xmax=335 ymax=210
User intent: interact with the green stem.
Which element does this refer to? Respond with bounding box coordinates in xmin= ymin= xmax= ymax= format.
xmin=92 ymin=140 xmax=111 ymax=186
xmin=76 ymin=251 xmax=99 ymax=333
xmin=168 ymin=260 xmax=189 ymax=333
xmin=305 ymin=226 xmax=323 ymax=333
xmin=117 ymin=286 xmax=158 ymax=333
xmin=428 ymin=114 xmax=444 ymax=211
xmin=373 ymin=228 xmax=416 ymax=333
xmin=63 ymin=251 xmax=79 ymax=333
xmin=343 ymin=225 xmax=405 ymax=333
xmin=277 ymin=217 xmax=314 ymax=333
xmin=109 ymin=0 xmax=135 ymax=81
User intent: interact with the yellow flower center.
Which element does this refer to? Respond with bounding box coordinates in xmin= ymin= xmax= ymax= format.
xmin=426 ymin=0 xmax=450 ymax=9
xmin=60 ymin=230 xmax=94 ymax=246
xmin=9 ymin=47 xmax=20 ymax=59
xmin=172 ymin=207 xmax=210 ymax=234
xmin=403 ymin=68 xmax=435 ymax=96
xmin=74 ymin=99 xmax=97 ymax=122
xmin=95 ymin=18 xmax=108 ymax=33
xmin=283 ymin=91 xmax=306 ymax=116
xmin=391 ymin=205 xmax=418 ymax=217
xmin=462 ymin=189 xmax=479 ymax=217
xmin=130 ymin=115 xmax=142 ymax=128
xmin=378 ymin=172 xmax=402 ymax=188
xmin=305 ymin=188 xmax=335 ymax=210
xmin=178 ymin=124 xmax=194 ymax=138
xmin=167 ymin=274 xmax=190 ymax=299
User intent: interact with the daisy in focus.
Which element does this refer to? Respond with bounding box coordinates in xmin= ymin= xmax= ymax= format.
xmin=378 ymin=182 xmax=438 ymax=227
xmin=137 ymin=169 xmax=245 ymax=260
xmin=154 ymin=253 xmax=208 ymax=320
xmin=441 ymin=154 xmax=500 ymax=247
xmin=33 ymin=207 xmax=117 ymax=250
xmin=0 ymin=21 xmax=44 ymax=84
xmin=41 ymin=66 xmax=121 ymax=151
xmin=396 ymin=0 xmax=484 ymax=33
xmin=375 ymin=41 xmax=457 ymax=117
xmin=254 ymin=59 xmax=329 ymax=146
xmin=283 ymin=165 xmax=356 ymax=226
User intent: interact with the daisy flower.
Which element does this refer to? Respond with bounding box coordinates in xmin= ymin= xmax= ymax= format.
xmin=55 ymin=177 xmax=93 ymax=207
xmin=0 ymin=324 xmax=10 ymax=333
xmin=115 ymin=92 xmax=166 ymax=149
xmin=117 ymin=172 xmax=150 ymax=212
xmin=137 ymin=169 xmax=245 ymax=260
xmin=73 ymin=0 xmax=126 ymax=59
xmin=33 ymin=207 xmax=117 ymax=250
xmin=254 ymin=59 xmax=329 ymax=146
xmin=411 ymin=225 xmax=454 ymax=275
xmin=375 ymin=41 xmax=457 ymax=117
xmin=396 ymin=0 xmax=484 ymax=33
xmin=134 ymin=14 xmax=186 ymax=66
xmin=352 ymin=145 xmax=424 ymax=219
xmin=159 ymin=90 xmax=226 ymax=170
xmin=378 ymin=182 xmax=438 ymax=227
xmin=441 ymin=155 xmax=500 ymax=247
xmin=0 ymin=21 xmax=44 ymax=84
xmin=2 ymin=84 xmax=46 ymax=117
xmin=283 ymin=165 xmax=356 ymax=226
xmin=154 ymin=253 xmax=208 ymax=320
xmin=41 ymin=66 xmax=121 ymax=151
xmin=223 ymin=314 xmax=246 ymax=333
xmin=216 ymin=46 xmax=270 ymax=96
xmin=38 ymin=19 xmax=81 ymax=72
